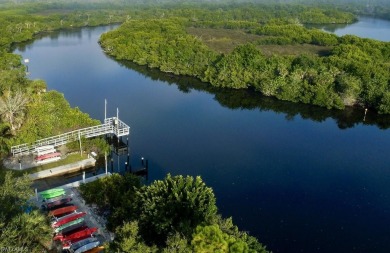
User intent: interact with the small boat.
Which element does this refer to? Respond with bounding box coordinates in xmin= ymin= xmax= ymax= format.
xmin=69 ymin=237 xmax=98 ymax=251
xmin=41 ymin=191 xmax=65 ymax=201
xmin=84 ymin=246 xmax=104 ymax=253
xmin=53 ymin=225 xmax=88 ymax=241
xmin=62 ymin=236 xmax=97 ymax=250
xmin=35 ymin=152 xmax=61 ymax=161
xmin=40 ymin=189 xmax=65 ymax=200
xmin=51 ymin=210 xmax=78 ymax=223
xmin=54 ymin=227 xmax=98 ymax=242
xmin=45 ymin=197 xmax=72 ymax=209
xmin=40 ymin=188 xmax=64 ymax=195
xmin=35 ymin=145 xmax=55 ymax=156
xmin=49 ymin=205 xmax=77 ymax=217
xmin=54 ymin=218 xmax=84 ymax=233
xmin=42 ymin=195 xmax=64 ymax=203
xmin=74 ymin=241 xmax=100 ymax=253
xmin=37 ymin=156 xmax=61 ymax=164
xmin=52 ymin=212 xmax=86 ymax=228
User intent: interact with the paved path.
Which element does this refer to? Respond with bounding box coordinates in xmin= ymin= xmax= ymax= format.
xmin=28 ymin=158 xmax=96 ymax=180
xmin=3 ymin=153 xmax=38 ymax=170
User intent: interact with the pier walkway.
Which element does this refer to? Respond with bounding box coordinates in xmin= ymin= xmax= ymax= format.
xmin=10 ymin=117 xmax=130 ymax=156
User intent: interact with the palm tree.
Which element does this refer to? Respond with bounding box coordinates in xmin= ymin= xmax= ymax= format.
xmin=0 ymin=90 xmax=29 ymax=133
xmin=0 ymin=211 xmax=52 ymax=252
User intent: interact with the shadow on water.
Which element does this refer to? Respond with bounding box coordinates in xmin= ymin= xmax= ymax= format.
xmin=113 ymin=57 xmax=390 ymax=130
xmin=12 ymin=24 xmax=119 ymax=52
xmin=304 ymin=23 xmax=351 ymax=32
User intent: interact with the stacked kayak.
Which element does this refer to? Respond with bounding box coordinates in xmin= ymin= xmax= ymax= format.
xmin=40 ymin=188 xmax=65 ymax=200
xmin=54 ymin=218 xmax=85 ymax=233
xmin=74 ymin=241 xmax=101 ymax=253
xmin=45 ymin=197 xmax=72 ymax=209
xmin=64 ymin=237 xmax=97 ymax=250
xmin=41 ymin=187 xmax=102 ymax=252
xmin=54 ymin=227 xmax=98 ymax=242
xmin=52 ymin=212 xmax=86 ymax=228
xmin=49 ymin=205 xmax=78 ymax=217
xmin=58 ymin=223 xmax=88 ymax=236
xmin=84 ymin=246 xmax=105 ymax=253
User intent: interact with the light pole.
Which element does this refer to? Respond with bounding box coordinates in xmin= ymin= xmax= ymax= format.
xmin=24 ymin=58 xmax=29 ymax=73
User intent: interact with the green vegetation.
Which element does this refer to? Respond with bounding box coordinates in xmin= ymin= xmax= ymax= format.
xmin=0 ymin=1 xmax=387 ymax=157
xmin=0 ymin=3 xmax=127 ymax=156
xmin=99 ymin=8 xmax=390 ymax=113
xmin=0 ymin=2 xmax=388 ymax=251
xmin=0 ymin=171 xmax=52 ymax=252
xmin=80 ymin=173 xmax=269 ymax=253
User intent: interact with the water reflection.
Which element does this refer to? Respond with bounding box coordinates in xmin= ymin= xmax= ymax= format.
xmin=114 ymin=58 xmax=390 ymax=130
xmin=306 ymin=17 xmax=390 ymax=42
xmin=305 ymin=23 xmax=350 ymax=32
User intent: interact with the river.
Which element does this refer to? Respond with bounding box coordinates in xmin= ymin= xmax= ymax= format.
xmin=308 ymin=16 xmax=390 ymax=42
xmin=14 ymin=18 xmax=390 ymax=253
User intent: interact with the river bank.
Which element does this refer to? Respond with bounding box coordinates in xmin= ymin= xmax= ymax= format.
xmin=15 ymin=22 xmax=390 ymax=253
xmin=4 ymin=4 xmax=390 ymax=252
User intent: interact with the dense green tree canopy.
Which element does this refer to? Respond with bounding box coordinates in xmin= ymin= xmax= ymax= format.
xmin=1 ymin=1 xmax=385 ymax=154
xmin=100 ymin=14 xmax=390 ymax=113
xmin=0 ymin=172 xmax=52 ymax=252
xmin=134 ymin=174 xmax=218 ymax=245
xmin=80 ymin=173 xmax=270 ymax=252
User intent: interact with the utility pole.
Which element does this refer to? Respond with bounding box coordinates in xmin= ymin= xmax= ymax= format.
xmin=78 ymin=131 xmax=82 ymax=156
xmin=104 ymin=99 xmax=107 ymax=121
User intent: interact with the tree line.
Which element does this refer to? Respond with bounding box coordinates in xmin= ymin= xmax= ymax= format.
xmin=80 ymin=173 xmax=269 ymax=253
xmin=1 ymin=2 xmax=359 ymax=154
xmin=0 ymin=3 xmax=131 ymax=155
xmin=0 ymin=171 xmax=52 ymax=252
xmin=99 ymin=16 xmax=390 ymax=113
xmin=0 ymin=2 xmax=386 ymax=252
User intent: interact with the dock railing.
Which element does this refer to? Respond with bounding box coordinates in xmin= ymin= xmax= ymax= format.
xmin=11 ymin=117 xmax=130 ymax=156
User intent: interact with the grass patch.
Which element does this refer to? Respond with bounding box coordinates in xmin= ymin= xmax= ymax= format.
xmin=258 ymin=44 xmax=332 ymax=56
xmin=33 ymin=9 xmax=76 ymax=16
xmin=186 ymin=27 xmax=332 ymax=56
xmin=187 ymin=27 xmax=262 ymax=54
xmin=5 ymin=153 xmax=89 ymax=177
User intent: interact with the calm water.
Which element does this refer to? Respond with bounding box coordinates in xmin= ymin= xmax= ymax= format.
xmin=309 ymin=16 xmax=390 ymax=42
xmin=14 ymin=19 xmax=390 ymax=253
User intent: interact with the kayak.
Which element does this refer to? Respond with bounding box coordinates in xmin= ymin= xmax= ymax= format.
xmin=41 ymin=189 xmax=65 ymax=200
xmin=40 ymin=188 xmax=64 ymax=195
xmin=70 ymin=237 xmax=98 ymax=251
xmin=74 ymin=241 xmax=100 ymax=253
xmin=45 ymin=197 xmax=72 ymax=209
xmin=49 ymin=205 xmax=78 ymax=217
xmin=62 ymin=236 xmax=97 ymax=250
xmin=53 ymin=225 xmax=88 ymax=241
xmin=51 ymin=211 xmax=78 ymax=223
xmin=54 ymin=218 xmax=85 ymax=233
xmin=54 ymin=227 xmax=98 ymax=242
xmin=52 ymin=212 xmax=86 ymax=228
xmin=84 ymin=246 xmax=105 ymax=253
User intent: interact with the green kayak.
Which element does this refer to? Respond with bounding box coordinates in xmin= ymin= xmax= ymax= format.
xmin=54 ymin=218 xmax=85 ymax=233
xmin=41 ymin=189 xmax=66 ymax=200
xmin=40 ymin=188 xmax=65 ymax=195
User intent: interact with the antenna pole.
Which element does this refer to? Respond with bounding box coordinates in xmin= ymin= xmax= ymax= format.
xmin=104 ymin=99 xmax=107 ymax=121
